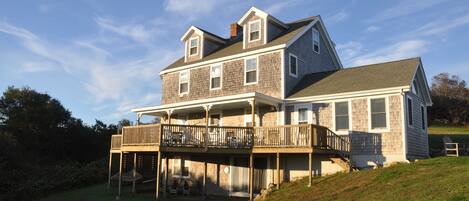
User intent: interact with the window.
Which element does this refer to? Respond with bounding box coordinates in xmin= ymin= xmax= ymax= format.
xmin=298 ymin=108 xmax=308 ymax=124
xmin=407 ymin=97 xmax=413 ymax=126
xmin=412 ymin=80 xmax=419 ymax=95
xmin=179 ymin=71 xmax=189 ymax=94
xmin=172 ymin=157 xmax=190 ymax=178
xmin=289 ymin=54 xmax=298 ymax=77
xmin=189 ymin=37 xmax=198 ymax=56
xmin=177 ymin=114 xmax=188 ymax=125
xmin=335 ymin=101 xmax=349 ymax=131
xmin=370 ymin=98 xmax=387 ymax=129
xmin=245 ymin=57 xmax=257 ymax=84
xmin=210 ymin=65 xmax=222 ymax=89
xmin=421 ymin=105 xmax=426 ymax=130
xmin=249 ymin=20 xmax=260 ymax=41
xmin=312 ymin=28 xmax=320 ymax=53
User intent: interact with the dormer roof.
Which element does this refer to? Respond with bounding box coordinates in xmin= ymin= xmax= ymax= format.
xmin=237 ymin=7 xmax=288 ymax=29
xmin=180 ymin=26 xmax=226 ymax=44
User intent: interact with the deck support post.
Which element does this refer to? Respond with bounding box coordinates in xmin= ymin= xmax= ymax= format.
xmin=308 ymin=152 xmax=312 ymax=187
xmin=118 ymin=152 xmax=123 ymax=198
xmin=203 ymin=160 xmax=208 ymax=199
xmin=108 ymin=152 xmax=113 ymax=188
xmin=249 ymin=153 xmax=254 ymax=201
xmin=156 ymin=152 xmax=161 ymax=200
xmin=132 ymin=152 xmax=137 ymax=193
xmin=276 ymin=152 xmax=280 ymax=190
xmin=164 ymin=156 xmax=168 ymax=198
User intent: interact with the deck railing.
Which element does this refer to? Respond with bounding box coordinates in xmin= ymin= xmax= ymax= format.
xmin=111 ymin=135 xmax=122 ymax=150
xmin=122 ymin=124 xmax=161 ymax=146
xmin=161 ymin=124 xmax=252 ymax=148
xmin=113 ymin=124 xmax=350 ymax=154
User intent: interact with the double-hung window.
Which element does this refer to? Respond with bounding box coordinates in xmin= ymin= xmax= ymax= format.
xmin=407 ymin=97 xmax=413 ymax=126
xmin=289 ymin=54 xmax=298 ymax=77
xmin=210 ymin=65 xmax=222 ymax=89
xmin=298 ymin=108 xmax=308 ymax=124
xmin=421 ymin=106 xmax=426 ymax=131
xmin=370 ymin=98 xmax=387 ymax=130
xmin=189 ymin=37 xmax=198 ymax=56
xmin=245 ymin=57 xmax=257 ymax=84
xmin=312 ymin=28 xmax=320 ymax=53
xmin=335 ymin=101 xmax=349 ymax=131
xmin=249 ymin=20 xmax=260 ymax=41
xmin=179 ymin=71 xmax=189 ymax=95
xmin=172 ymin=157 xmax=190 ymax=178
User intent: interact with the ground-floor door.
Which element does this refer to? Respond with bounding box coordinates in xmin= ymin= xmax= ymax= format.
xmin=230 ymin=157 xmax=249 ymax=197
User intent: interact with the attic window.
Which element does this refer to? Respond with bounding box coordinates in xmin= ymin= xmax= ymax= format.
xmin=289 ymin=54 xmax=298 ymax=77
xmin=189 ymin=37 xmax=198 ymax=56
xmin=312 ymin=28 xmax=320 ymax=54
xmin=412 ymin=80 xmax=419 ymax=95
xmin=248 ymin=20 xmax=260 ymax=42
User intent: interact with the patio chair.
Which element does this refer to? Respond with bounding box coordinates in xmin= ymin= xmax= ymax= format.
xmin=443 ymin=137 xmax=462 ymax=157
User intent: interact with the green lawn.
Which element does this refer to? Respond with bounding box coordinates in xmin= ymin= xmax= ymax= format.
xmin=263 ymin=157 xmax=469 ymax=201
xmin=429 ymin=125 xmax=469 ymax=135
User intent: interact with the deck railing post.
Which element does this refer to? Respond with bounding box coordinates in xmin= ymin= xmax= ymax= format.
xmin=108 ymin=152 xmax=113 ymax=188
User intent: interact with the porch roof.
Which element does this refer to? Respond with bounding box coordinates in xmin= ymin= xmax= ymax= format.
xmin=131 ymin=92 xmax=282 ymax=116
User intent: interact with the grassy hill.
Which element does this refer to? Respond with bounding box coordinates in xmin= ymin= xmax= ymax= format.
xmin=263 ymin=157 xmax=469 ymax=201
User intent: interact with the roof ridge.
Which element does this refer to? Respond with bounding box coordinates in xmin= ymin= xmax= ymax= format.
xmin=286 ymin=15 xmax=319 ymax=25
xmin=194 ymin=26 xmax=227 ymax=41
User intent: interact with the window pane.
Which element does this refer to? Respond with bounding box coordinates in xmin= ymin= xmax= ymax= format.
xmin=371 ymin=98 xmax=385 ymax=113
xmin=246 ymin=58 xmax=257 ymax=71
xmin=180 ymin=71 xmax=188 ymax=82
xmin=421 ymin=106 xmax=425 ymax=130
xmin=211 ymin=65 xmax=221 ymax=77
xmin=210 ymin=114 xmax=220 ymax=126
xmin=190 ymin=47 xmax=197 ymax=55
xmin=407 ymin=98 xmax=413 ymax=125
xmin=336 ymin=116 xmax=349 ymax=130
xmin=250 ymin=21 xmax=259 ymax=31
xmin=180 ymin=83 xmax=188 ymax=93
xmin=250 ymin=32 xmax=259 ymax=40
xmin=335 ymin=102 xmax=348 ymax=115
xmin=298 ymin=108 xmax=308 ymax=122
xmin=314 ymin=43 xmax=319 ymax=53
xmin=182 ymin=159 xmax=189 ymax=177
xmin=211 ymin=77 xmax=220 ymax=88
xmin=190 ymin=38 xmax=197 ymax=47
xmin=313 ymin=30 xmax=319 ymax=42
xmin=372 ymin=113 xmax=386 ymax=129
xmin=246 ymin=71 xmax=256 ymax=83
xmin=290 ymin=56 xmax=297 ymax=75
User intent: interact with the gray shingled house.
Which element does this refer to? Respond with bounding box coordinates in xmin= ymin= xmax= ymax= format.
xmin=108 ymin=7 xmax=432 ymax=200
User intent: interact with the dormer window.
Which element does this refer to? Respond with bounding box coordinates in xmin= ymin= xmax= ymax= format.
xmin=189 ymin=37 xmax=199 ymax=56
xmin=248 ymin=20 xmax=260 ymax=42
xmin=312 ymin=28 xmax=320 ymax=54
xmin=179 ymin=70 xmax=189 ymax=95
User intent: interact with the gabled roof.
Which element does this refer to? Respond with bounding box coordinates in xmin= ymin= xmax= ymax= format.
xmin=237 ymin=7 xmax=288 ymax=29
xmin=287 ymin=58 xmax=422 ymax=99
xmin=180 ymin=26 xmax=226 ymax=44
xmin=162 ymin=16 xmax=318 ymax=73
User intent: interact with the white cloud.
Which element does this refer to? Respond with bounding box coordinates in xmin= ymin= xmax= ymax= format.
xmin=164 ymin=0 xmax=221 ymax=20
xmin=20 ymin=61 xmax=56 ymax=73
xmin=366 ymin=0 xmax=448 ymax=23
xmin=336 ymin=41 xmax=363 ymax=63
xmin=95 ymin=16 xmax=163 ymax=43
xmin=365 ymin=26 xmax=380 ymax=32
xmin=264 ymin=1 xmax=291 ymax=15
xmin=326 ymin=11 xmax=349 ymax=25
xmin=347 ymin=40 xmax=429 ymax=66
xmin=412 ymin=13 xmax=469 ymax=36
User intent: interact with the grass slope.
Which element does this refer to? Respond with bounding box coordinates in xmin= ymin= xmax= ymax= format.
xmin=264 ymin=157 xmax=469 ymax=201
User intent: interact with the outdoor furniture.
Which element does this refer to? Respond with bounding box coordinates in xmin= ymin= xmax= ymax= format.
xmin=443 ymin=137 xmax=461 ymax=157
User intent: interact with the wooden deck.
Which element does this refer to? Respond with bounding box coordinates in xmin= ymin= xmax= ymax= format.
xmin=110 ymin=124 xmax=350 ymax=154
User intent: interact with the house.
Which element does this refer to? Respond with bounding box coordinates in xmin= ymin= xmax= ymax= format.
xmin=108 ymin=7 xmax=432 ymax=200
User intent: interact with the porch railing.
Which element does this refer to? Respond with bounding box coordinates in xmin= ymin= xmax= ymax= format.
xmin=110 ymin=135 xmax=122 ymax=150
xmin=253 ymin=124 xmax=311 ymax=147
xmin=122 ymin=124 xmax=161 ymax=146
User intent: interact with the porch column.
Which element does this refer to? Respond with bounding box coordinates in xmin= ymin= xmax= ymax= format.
xmin=108 ymin=152 xmax=113 ymax=188
xmin=136 ymin=113 xmax=142 ymax=125
xmin=118 ymin=152 xmax=123 ymax=198
xmin=249 ymin=99 xmax=256 ymax=127
xmin=203 ymin=105 xmax=211 ymax=150
xmin=308 ymin=152 xmax=312 ymax=187
xmin=164 ymin=156 xmax=169 ymax=198
xmin=132 ymin=152 xmax=137 ymax=193
xmin=156 ymin=152 xmax=162 ymax=200
xmin=276 ymin=152 xmax=280 ymax=189
xmin=203 ymin=161 xmax=207 ymax=198
xmin=166 ymin=110 xmax=172 ymax=124
xmin=249 ymin=153 xmax=254 ymax=201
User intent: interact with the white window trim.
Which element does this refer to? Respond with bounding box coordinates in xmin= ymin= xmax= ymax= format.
xmin=172 ymin=157 xmax=191 ymax=179
xmin=312 ymin=28 xmax=320 ymax=54
xmin=288 ymin=53 xmax=298 ymax=78
xmin=368 ymin=96 xmax=390 ymax=133
xmin=209 ymin=64 xmax=223 ymax=90
xmin=178 ymin=70 xmax=190 ymax=96
xmin=188 ymin=37 xmax=199 ymax=56
xmin=209 ymin=111 xmax=223 ymax=126
xmin=244 ymin=56 xmax=259 ymax=85
xmin=248 ymin=19 xmax=261 ymax=42
xmin=293 ymin=104 xmax=312 ymax=124
xmin=420 ymin=104 xmax=426 ymax=132
xmin=407 ymin=96 xmax=414 ymax=128
xmin=332 ymin=100 xmax=352 ymax=135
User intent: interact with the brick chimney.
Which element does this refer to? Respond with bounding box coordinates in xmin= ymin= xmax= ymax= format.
xmin=230 ymin=23 xmax=242 ymax=39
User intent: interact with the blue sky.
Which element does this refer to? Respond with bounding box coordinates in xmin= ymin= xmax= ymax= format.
xmin=1 ymin=0 xmax=469 ymax=125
